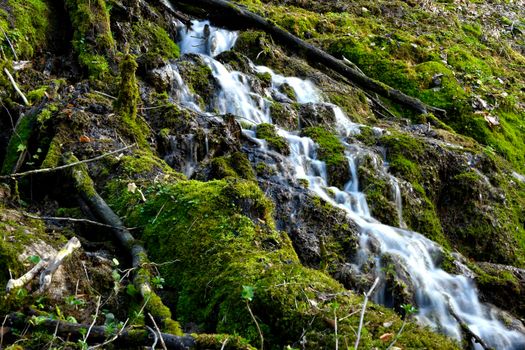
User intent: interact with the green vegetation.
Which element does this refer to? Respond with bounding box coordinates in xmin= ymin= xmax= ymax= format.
xmin=65 ymin=0 xmax=114 ymax=79
xmin=256 ymin=123 xmax=290 ymax=155
xmin=302 ymin=126 xmax=348 ymax=187
xmin=106 ymin=177 xmax=459 ymax=349
xmin=236 ymin=0 xmax=525 ymax=172
xmin=0 ymin=0 xmax=49 ymax=58
xmin=209 ymin=152 xmax=256 ymax=181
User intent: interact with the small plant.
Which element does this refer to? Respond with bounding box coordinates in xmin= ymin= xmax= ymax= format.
xmin=151 ymin=276 xmax=165 ymax=289
xmin=386 ymin=303 xmax=418 ymax=350
xmin=242 ymin=285 xmax=264 ymax=350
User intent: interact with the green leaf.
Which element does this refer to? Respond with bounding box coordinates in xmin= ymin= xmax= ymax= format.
xmin=28 ymin=255 xmax=41 ymax=264
xmin=241 ymin=285 xmax=254 ymax=301
xmin=16 ymin=143 xmax=27 ymax=153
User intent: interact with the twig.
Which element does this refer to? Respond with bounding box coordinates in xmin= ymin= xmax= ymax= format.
xmin=246 ymin=300 xmax=264 ymax=350
xmin=446 ymin=298 xmax=493 ymax=350
xmin=0 ymin=144 xmax=136 ymax=180
xmin=148 ymin=313 xmax=167 ymax=350
xmin=84 ymin=296 xmax=102 ymax=344
xmin=146 ymin=325 xmax=158 ymax=350
xmin=1 ymin=314 xmax=7 ymax=349
xmin=22 ymin=212 xmax=117 ymax=229
xmin=386 ymin=319 xmax=407 ymax=350
xmin=334 ymin=308 xmax=338 ymax=350
xmin=1 ymin=28 xmax=18 ymax=60
xmin=220 ymin=337 xmax=229 ymax=350
xmin=6 ymin=259 xmax=47 ymax=293
xmin=93 ymin=90 xmax=117 ymax=100
xmin=88 ymin=318 xmax=129 ymax=350
xmin=354 ymin=277 xmax=379 ymax=350
xmin=3 ymin=68 xmax=29 ymax=106
xmin=48 ymin=319 xmax=60 ymax=350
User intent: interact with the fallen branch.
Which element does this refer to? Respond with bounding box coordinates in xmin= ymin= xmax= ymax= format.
xmin=38 ymin=237 xmax=82 ymax=293
xmin=3 ymin=68 xmax=29 ymax=106
xmin=6 ymin=237 xmax=81 ymax=294
xmin=3 ymin=314 xmax=196 ymax=349
xmin=354 ymin=277 xmax=379 ymax=350
xmin=22 ymin=212 xmax=119 ymax=229
xmin=0 ymin=144 xmax=136 ymax=180
xmin=447 ymin=299 xmax=493 ymax=350
xmin=173 ymin=0 xmax=446 ymax=117
xmin=6 ymin=260 xmax=47 ymax=293
xmin=63 ymin=152 xmax=179 ymax=331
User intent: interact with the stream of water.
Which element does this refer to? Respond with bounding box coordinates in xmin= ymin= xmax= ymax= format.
xmin=173 ymin=20 xmax=525 ymax=349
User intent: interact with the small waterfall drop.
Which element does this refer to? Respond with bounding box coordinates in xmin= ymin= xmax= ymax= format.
xmin=173 ymin=20 xmax=525 ymax=349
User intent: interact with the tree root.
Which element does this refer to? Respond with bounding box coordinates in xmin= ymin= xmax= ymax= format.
xmin=172 ymin=0 xmax=446 ymax=118
xmin=63 ymin=152 xmax=182 ymax=334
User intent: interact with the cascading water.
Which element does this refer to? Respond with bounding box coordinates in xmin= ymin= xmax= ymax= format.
xmin=174 ymin=20 xmax=525 ymax=349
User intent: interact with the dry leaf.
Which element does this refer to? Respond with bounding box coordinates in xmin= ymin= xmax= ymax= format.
xmin=380 ymin=333 xmax=394 ymax=342
xmin=79 ymin=135 xmax=91 ymax=143
xmin=127 ymin=182 xmax=137 ymax=193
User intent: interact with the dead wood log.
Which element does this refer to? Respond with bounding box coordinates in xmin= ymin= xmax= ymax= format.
xmin=62 ymin=152 xmax=180 ymax=332
xmin=3 ymin=313 xmax=195 ymax=349
xmin=172 ymin=0 xmax=445 ymax=118
xmin=6 ymin=237 xmax=81 ymax=294
xmin=38 ymin=237 xmax=82 ymax=293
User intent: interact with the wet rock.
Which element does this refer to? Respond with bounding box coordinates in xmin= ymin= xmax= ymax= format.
xmin=299 ymin=103 xmax=336 ymax=130
xmin=474 ymin=262 xmax=525 ymax=319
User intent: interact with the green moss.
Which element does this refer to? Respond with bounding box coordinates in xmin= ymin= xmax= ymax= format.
xmin=1 ymin=113 xmax=37 ymax=175
xmin=256 ymin=123 xmax=290 ymax=155
xmin=41 ymin=134 xmax=63 ymax=169
xmin=108 ymin=178 xmax=459 ymax=349
xmin=64 ymin=0 xmax=114 ymax=79
xmin=0 ymin=0 xmax=49 ymax=58
xmin=27 ymin=86 xmax=48 ymax=104
xmin=302 ymin=127 xmax=345 ymax=167
xmin=302 ymin=126 xmax=348 ymax=187
xmin=193 ymin=334 xmax=255 ymax=350
xmin=131 ymin=21 xmax=180 ymax=65
xmin=114 ymin=54 xmax=148 ymax=146
xmin=209 ymin=152 xmax=256 ymax=181
xmin=0 ymin=209 xmax=46 ymax=291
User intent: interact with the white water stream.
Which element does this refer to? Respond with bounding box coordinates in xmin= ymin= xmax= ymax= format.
xmin=175 ymin=20 xmax=525 ymax=349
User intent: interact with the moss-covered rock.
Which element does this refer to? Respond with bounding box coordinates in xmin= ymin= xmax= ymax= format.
xmin=301 ymin=127 xmax=349 ymax=188
xmin=255 ymin=123 xmax=290 ymax=155
xmin=107 ymin=177 xmax=459 ymax=349
xmin=64 ymin=0 xmax=114 ymax=79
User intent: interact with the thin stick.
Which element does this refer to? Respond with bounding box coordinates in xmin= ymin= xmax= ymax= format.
xmin=87 ymin=318 xmax=129 ymax=350
xmin=22 ymin=212 xmax=117 ymax=229
xmin=354 ymin=277 xmax=379 ymax=350
xmin=148 ymin=313 xmax=167 ymax=350
xmin=3 ymin=68 xmax=29 ymax=106
xmin=84 ymin=296 xmax=102 ymax=344
xmin=246 ymin=300 xmax=264 ymax=350
xmin=220 ymin=337 xmax=229 ymax=350
xmin=93 ymin=90 xmax=117 ymax=100
xmin=1 ymin=28 xmax=18 ymax=60
xmin=1 ymin=314 xmax=7 ymax=349
xmin=48 ymin=319 xmax=60 ymax=350
xmin=146 ymin=325 xmax=158 ymax=350
xmin=334 ymin=308 xmax=338 ymax=350
xmin=0 ymin=144 xmax=136 ymax=180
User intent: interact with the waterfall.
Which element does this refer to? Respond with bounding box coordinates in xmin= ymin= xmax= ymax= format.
xmin=174 ymin=20 xmax=525 ymax=349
